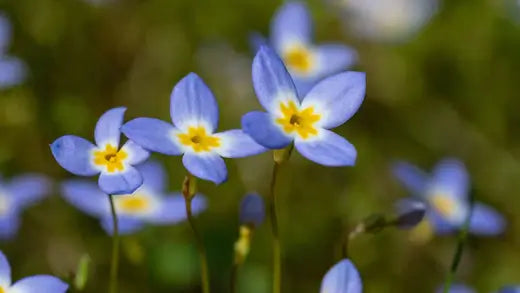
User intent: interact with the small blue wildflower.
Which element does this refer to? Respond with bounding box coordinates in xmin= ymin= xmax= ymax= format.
xmin=121 ymin=73 xmax=266 ymax=184
xmin=0 ymin=250 xmax=68 ymax=292
xmin=251 ymin=1 xmax=356 ymax=96
xmin=499 ymin=285 xmax=520 ymax=293
xmin=51 ymin=107 xmax=150 ymax=195
xmin=392 ymin=158 xmax=506 ymax=242
xmin=239 ymin=193 xmax=265 ymax=228
xmin=61 ymin=161 xmax=207 ymax=235
xmin=0 ymin=13 xmax=26 ymax=89
xmin=0 ymin=174 xmax=51 ymax=240
xmin=320 ymin=259 xmax=362 ymax=293
xmin=436 ymin=284 xmax=475 ymax=293
xmin=242 ymin=46 xmax=365 ymax=167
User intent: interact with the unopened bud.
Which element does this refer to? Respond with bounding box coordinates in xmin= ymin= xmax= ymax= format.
xmin=239 ymin=193 xmax=265 ymax=228
xmin=393 ymin=198 xmax=426 ymax=229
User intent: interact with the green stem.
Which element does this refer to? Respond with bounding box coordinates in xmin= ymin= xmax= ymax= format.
xmin=269 ymin=162 xmax=282 ymax=293
xmin=230 ymin=262 xmax=239 ymax=293
xmin=107 ymin=194 xmax=120 ymax=293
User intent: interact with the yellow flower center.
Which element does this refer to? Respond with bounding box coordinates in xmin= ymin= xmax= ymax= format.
xmin=429 ymin=194 xmax=456 ymax=218
xmin=177 ymin=126 xmax=221 ymax=153
xmin=116 ymin=193 xmax=151 ymax=214
xmin=409 ymin=219 xmax=434 ymax=244
xmin=276 ymin=100 xmax=321 ymax=139
xmin=283 ymin=45 xmax=314 ymax=75
xmin=93 ymin=144 xmax=128 ymax=173
xmin=0 ymin=286 xmax=5 ymax=293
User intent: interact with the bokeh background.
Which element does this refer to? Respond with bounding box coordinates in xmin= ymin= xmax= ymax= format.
xmin=0 ymin=0 xmax=519 ymax=292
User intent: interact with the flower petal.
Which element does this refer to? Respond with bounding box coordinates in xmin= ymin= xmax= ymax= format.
xmin=391 ymin=161 xmax=429 ymax=196
xmin=137 ymin=161 xmax=166 ymax=193
xmin=121 ymin=140 xmax=149 ymax=165
xmin=9 ymin=275 xmax=69 ymax=293
xmin=468 ymin=202 xmax=506 ymax=236
xmin=0 ymin=215 xmax=19 ymax=240
xmin=241 ymin=111 xmax=292 ymax=149
xmin=98 ymin=167 xmax=143 ymax=195
xmin=249 ymin=32 xmax=268 ymax=52
xmin=431 ymin=159 xmax=469 ymax=199
xmin=214 ymin=129 xmax=267 ymax=158
xmin=100 ymin=215 xmax=144 ymax=235
xmin=499 ymin=286 xmax=520 ymax=293
xmin=61 ymin=180 xmax=109 ymax=217
xmin=252 ymin=46 xmax=299 ymax=112
xmin=314 ymin=44 xmax=357 ymax=78
xmin=170 ymin=73 xmax=219 ymax=132
xmin=271 ymin=1 xmax=312 ymax=52
xmin=295 ymin=129 xmax=356 ymax=166
xmin=0 ymin=249 xmax=11 ymax=288
xmin=50 ymin=135 xmax=99 ymax=176
xmin=94 ymin=107 xmax=126 ymax=147
xmin=320 ymin=259 xmax=362 ymax=293
xmin=6 ymin=175 xmax=51 ymax=210
xmin=0 ymin=57 xmax=26 ymax=88
xmin=121 ymin=118 xmax=183 ymax=155
xmin=182 ymin=153 xmax=227 ymax=184
xmin=301 ymin=71 xmax=366 ymax=129
xmin=148 ymin=193 xmax=207 ymax=224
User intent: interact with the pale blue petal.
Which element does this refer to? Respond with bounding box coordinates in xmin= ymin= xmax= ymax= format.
xmin=101 ymin=215 xmax=144 ymax=235
xmin=314 ymin=44 xmax=357 ymax=77
xmin=252 ymin=46 xmax=299 ymax=112
xmin=499 ymin=286 xmax=520 ymax=293
xmin=9 ymin=275 xmax=69 ymax=293
xmin=182 ymin=153 xmax=227 ymax=184
xmin=249 ymin=32 xmax=268 ymax=52
xmin=61 ymin=180 xmax=109 ymax=217
xmin=0 ymin=250 xmax=10 ymax=288
xmin=0 ymin=215 xmax=19 ymax=240
xmin=0 ymin=57 xmax=26 ymax=88
xmin=468 ymin=203 xmax=506 ymax=236
xmin=0 ymin=14 xmax=11 ymax=52
xmin=429 ymin=211 xmax=456 ymax=234
xmin=436 ymin=284 xmax=475 ymax=293
xmin=137 ymin=161 xmax=166 ymax=192
xmin=98 ymin=167 xmax=143 ymax=195
xmin=239 ymin=193 xmax=265 ymax=227
xmin=293 ymin=78 xmax=315 ymax=97
xmin=94 ymin=107 xmax=126 ymax=147
xmin=241 ymin=111 xmax=292 ymax=149
xmin=295 ymin=129 xmax=356 ymax=166
xmin=432 ymin=159 xmax=469 ymax=199
xmin=271 ymin=1 xmax=312 ymax=51
xmin=170 ymin=73 xmax=219 ymax=132
xmin=50 ymin=135 xmax=99 ymax=176
xmin=121 ymin=118 xmax=183 ymax=155
xmin=301 ymin=72 xmax=366 ymax=129
xmin=391 ymin=161 xmax=429 ymax=196
xmin=320 ymin=259 xmax=362 ymax=293
xmin=214 ymin=129 xmax=267 ymax=158
xmin=120 ymin=140 xmax=149 ymax=165
xmin=6 ymin=175 xmax=51 ymax=210
xmin=148 ymin=193 xmax=206 ymax=224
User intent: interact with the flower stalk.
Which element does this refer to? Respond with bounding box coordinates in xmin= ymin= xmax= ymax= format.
xmin=107 ymin=194 xmax=120 ymax=293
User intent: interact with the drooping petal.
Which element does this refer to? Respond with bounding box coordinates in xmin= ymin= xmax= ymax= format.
xmin=241 ymin=111 xmax=292 ymax=149
xmin=239 ymin=193 xmax=265 ymax=228
xmin=61 ymin=180 xmax=110 ymax=217
xmin=271 ymin=1 xmax=312 ymax=52
xmin=148 ymin=193 xmax=207 ymax=224
xmin=98 ymin=167 xmax=143 ymax=195
xmin=94 ymin=107 xmax=126 ymax=147
xmin=6 ymin=175 xmax=51 ymax=210
xmin=431 ymin=159 xmax=469 ymax=199
xmin=121 ymin=118 xmax=183 ymax=155
xmin=249 ymin=32 xmax=268 ymax=52
xmin=295 ymin=129 xmax=356 ymax=166
xmin=9 ymin=275 xmax=69 ymax=293
xmin=0 ymin=57 xmax=26 ymax=88
xmin=214 ymin=129 xmax=267 ymax=158
xmin=320 ymin=259 xmax=362 ymax=293
xmin=100 ymin=215 xmax=144 ymax=235
xmin=252 ymin=46 xmax=299 ymax=112
xmin=468 ymin=202 xmax=506 ymax=236
xmin=301 ymin=71 xmax=366 ymax=129
xmin=120 ymin=140 xmax=149 ymax=165
xmin=182 ymin=153 xmax=227 ymax=184
xmin=0 ymin=215 xmax=19 ymax=240
xmin=314 ymin=44 xmax=357 ymax=78
xmin=391 ymin=161 xmax=429 ymax=196
xmin=170 ymin=73 xmax=219 ymax=132
xmin=50 ymin=135 xmax=99 ymax=176
xmin=0 ymin=249 xmax=11 ymax=289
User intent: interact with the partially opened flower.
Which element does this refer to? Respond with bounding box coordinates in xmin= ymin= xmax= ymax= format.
xmin=0 ymin=250 xmax=68 ymax=292
xmin=0 ymin=13 xmax=26 ymax=89
xmin=252 ymin=1 xmax=356 ymax=96
xmin=242 ymin=46 xmax=365 ymax=166
xmin=0 ymin=175 xmax=51 ymax=240
xmin=51 ymin=107 xmax=150 ymax=195
xmin=121 ymin=73 xmax=266 ymax=184
xmin=61 ymin=161 xmax=206 ymax=235
xmin=320 ymin=259 xmax=362 ymax=293
xmin=392 ymin=158 xmax=506 ymax=242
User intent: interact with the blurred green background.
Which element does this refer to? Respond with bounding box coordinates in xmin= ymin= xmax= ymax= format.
xmin=0 ymin=0 xmax=520 ymax=292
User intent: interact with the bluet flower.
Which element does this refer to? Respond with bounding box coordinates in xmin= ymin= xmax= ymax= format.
xmin=61 ymin=161 xmax=206 ymax=235
xmin=51 ymin=107 xmax=150 ymax=195
xmin=0 ymin=174 xmax=50 ymax=240
xmin=499 ymin=286 xmax=520 ymax=293
xmin=121 ymin=73 xmax=266 ymax=184
xmin=0 ymin=13 xmax=26 ymax=89
xmin=242 ymin=46 xmax=365 ymax=166
xmin=252 ymin=1 xmax=356 ymax=96
xmin=392 ymin=159 xmax=506 ymax=242
xmin=0 ymin=250 xmax=68 ymax=292
xmin=320 ymin=259 xmax=362 ymax=293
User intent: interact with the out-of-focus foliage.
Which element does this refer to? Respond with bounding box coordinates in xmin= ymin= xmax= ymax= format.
xmin=0 ymin=0 xmax=520 ymax=292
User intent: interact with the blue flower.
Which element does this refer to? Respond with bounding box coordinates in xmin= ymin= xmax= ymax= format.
xmin=51 ymin=107 xmax=150 ymax=195
xmin=242 ymin=46 xmax=365 ymax=167
xmin=0 ymin=174 xmax=51 ymax=240
xmin=392 ymin=158 xmax=506 ymax=242
xmin=0 ymin=13 xmax=26 ymax=89
xmin=499 ymin=286 xmax=520 ymax=293
xmin=251 ymin=1 xmax=357 ymax=96
xmin=121 ymin=73 xmax=266 ymax=184
xmin=0 ymin=250 xmax=68 ymax=292
xmin=320 ymin=259 xmax=362 ymax=293
xmin=61 ymin=161 xmax=207 ymax=235
xmin=436 ymin=284 xmax=475 ymax=293
xmin=239 ymin=193 xmax=265 ymax=228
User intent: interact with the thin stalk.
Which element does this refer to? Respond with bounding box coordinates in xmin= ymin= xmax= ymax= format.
xmin=107 ymin=194 xmax=119 ymax=293
xmin=269 ymin=162 xmax=282 ymax=293
xmin=230 ymin=262 xmax=239 ymax=293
